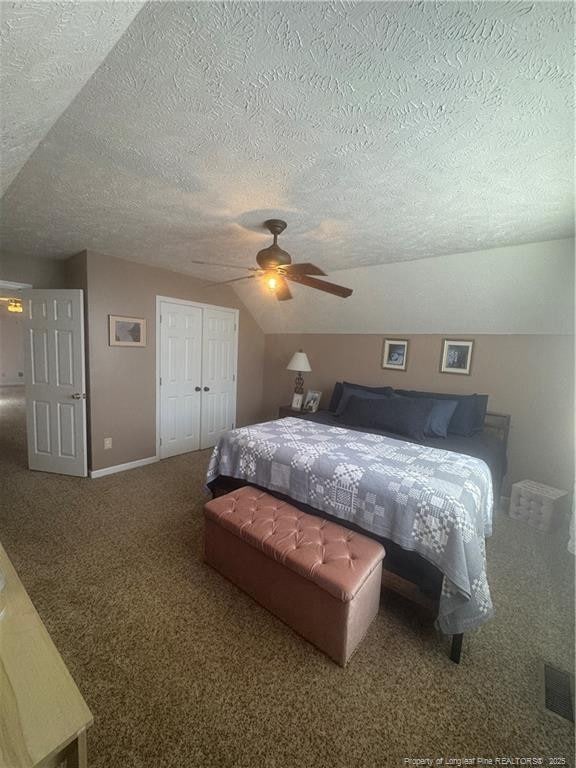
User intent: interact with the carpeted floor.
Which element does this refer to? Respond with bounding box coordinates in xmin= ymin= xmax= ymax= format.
xmin=0 ymin=386 xmax=574 ymax=767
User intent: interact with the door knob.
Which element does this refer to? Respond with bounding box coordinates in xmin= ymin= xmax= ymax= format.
xmin=195 ymin=386 xmax=201 ymax=392
xmin=71 ymin=393 xmax=85 ymax=400
xmin=203 ymin=386 xmax=210 ymax=392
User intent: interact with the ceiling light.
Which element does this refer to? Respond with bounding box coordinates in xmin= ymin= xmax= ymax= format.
xmin=265 ymin=275 xmax=278 ymax=292
xmin=7 ymin=300 xmax=23 ymax=313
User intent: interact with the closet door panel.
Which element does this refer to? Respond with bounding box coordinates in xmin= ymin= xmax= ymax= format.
xmin=159 ymin=303 xmax=203 ymax=458
xmin=200 ymin=309 xmax=237 ymax=449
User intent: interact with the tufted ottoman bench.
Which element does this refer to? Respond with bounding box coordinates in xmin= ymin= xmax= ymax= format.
xmin=204 ymin=486 xmax=385 ymax=666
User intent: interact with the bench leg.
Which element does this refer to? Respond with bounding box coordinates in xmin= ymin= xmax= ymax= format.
xmin=450 ymin=633 xmax=463 ymax=663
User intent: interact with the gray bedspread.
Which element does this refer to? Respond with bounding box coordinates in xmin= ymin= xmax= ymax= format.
xmin=206 ymin=417 xmax=494 ymax=634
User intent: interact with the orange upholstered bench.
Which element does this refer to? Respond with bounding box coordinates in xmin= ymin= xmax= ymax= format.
xmin=204 ymin=486 xmax=385 ymax=666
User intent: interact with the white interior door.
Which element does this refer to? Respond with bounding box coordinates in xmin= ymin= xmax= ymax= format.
xmin=159 ymin=301 xmax=203 ymax=458
xmin=200 ymin=308 xmax=237 ymax=449
xmin=22 ymin=289 xmax=87 ymax=477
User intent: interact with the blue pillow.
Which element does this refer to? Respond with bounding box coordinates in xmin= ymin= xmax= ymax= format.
xmin=426 ymin=399 xmax=458 ymax=438
xmin=341 ymin=381 xmax=394 ymax=395
xmin=340 ymin=395 xmax=435 ymax=441
xmin=395 ymin=389 xmax=488 ymax=436
xmin=334 ymin=384 xmax=395 ymax=416
xmin=328 ymin=382 xmax=344 ymax=412
xmin=329 ymin=381 xmax=396 ymax=412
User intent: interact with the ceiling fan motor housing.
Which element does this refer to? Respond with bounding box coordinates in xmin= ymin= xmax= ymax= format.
xmin=257 ymin=219 xmax=291 ymax=269
xmin=256 ymin=243 xmax=292 ymax=269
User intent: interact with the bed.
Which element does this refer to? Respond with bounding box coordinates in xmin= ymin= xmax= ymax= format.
xmin=206 ymin=383 xmax=510 ymax=663
xmin=284 ymin=408 xmax=508 ymax=497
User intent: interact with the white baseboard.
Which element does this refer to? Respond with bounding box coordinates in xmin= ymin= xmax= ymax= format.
xmin=90 ymin=456 xmax=158 ymax=479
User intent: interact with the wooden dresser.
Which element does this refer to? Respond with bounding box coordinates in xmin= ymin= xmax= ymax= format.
xmin=0 ymin=542 xmax=93 ymax=768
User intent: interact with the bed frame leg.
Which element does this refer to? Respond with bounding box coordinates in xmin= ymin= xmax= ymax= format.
xmin=450 ymin=633 xmax=463 ymax=663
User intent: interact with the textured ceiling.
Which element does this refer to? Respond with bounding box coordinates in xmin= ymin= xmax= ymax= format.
xmin=0 ymin=1 xmax=143 ymax=196
xmin=0 ymin=1 xmax=573 ymax=281
xmin=234 ymin=237 xmax=574 ymax=334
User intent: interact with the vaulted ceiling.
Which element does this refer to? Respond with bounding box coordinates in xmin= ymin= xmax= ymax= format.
xmin=0 ymin=1 xmax=143 ymax=196
xmin=0 ymin=1 xmax=573 ymax=283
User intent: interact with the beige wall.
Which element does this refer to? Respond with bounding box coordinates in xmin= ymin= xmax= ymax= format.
xmin=263 ymin=333 xmax=575 ymax=494
xmin=0 ymin=253 xmax=66 ymax=288
xmin=70 ymin=251 xmax=265 ymax=471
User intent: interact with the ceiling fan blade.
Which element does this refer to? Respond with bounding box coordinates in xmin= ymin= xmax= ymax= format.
xmin=287 ymin=274 xmax=353 ymax=298
xmin=205 ymin=275 xmax=256 ymax=287
xmin=188 ymin=259 xmax=258 ymax=272
xmin=281 ymin=262 xmax=326 ymax=276
xmin=275 ymin=276 xmax=293 ymax=301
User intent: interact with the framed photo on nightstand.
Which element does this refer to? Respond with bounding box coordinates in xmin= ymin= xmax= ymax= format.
xmin=291 ymin=392 xmax=304 ymax=410
xmin=303 ymin=390 xmax=322 ymax=413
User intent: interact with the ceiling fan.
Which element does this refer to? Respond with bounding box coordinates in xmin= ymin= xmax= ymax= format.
xmin=190 ymin=219 xmax=353 ymax=301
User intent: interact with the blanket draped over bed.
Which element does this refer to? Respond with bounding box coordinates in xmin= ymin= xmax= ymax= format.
xmin=206 ymin=417 xmax=494 ymax=635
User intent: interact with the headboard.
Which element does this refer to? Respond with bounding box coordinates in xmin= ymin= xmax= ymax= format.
xmin=483 ymin=411 xmax=511 ymax=451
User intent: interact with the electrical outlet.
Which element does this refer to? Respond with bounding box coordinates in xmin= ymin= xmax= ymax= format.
xmin=104 ymin=437 xmax=112 ymax=450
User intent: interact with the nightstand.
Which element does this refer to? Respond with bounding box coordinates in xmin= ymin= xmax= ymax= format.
xmin=278 ymin=406 xmax=316 ymax=421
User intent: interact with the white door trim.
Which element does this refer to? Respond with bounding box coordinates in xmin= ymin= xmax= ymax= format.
xmin=155 ymin=296 xmax=239 ymax=460
xmin=0 ymin=280 xmax=32 ymax=292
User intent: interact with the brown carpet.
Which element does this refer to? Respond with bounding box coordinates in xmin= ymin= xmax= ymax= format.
xmin=0 ymin=386 xmax=574 ymax=767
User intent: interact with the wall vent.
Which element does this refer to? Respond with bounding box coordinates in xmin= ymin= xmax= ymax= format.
xmin=541 ymin=661 xmax=574 ymax=723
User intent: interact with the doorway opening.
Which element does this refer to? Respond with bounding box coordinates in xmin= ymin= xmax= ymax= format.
xmin=0 ymin=280 xmax=31 ymax=389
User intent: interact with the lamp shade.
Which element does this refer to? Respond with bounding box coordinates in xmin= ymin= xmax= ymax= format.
xmin=286 ymin=350 xmax=311 ymax=372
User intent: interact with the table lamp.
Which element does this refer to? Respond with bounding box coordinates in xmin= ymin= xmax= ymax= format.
xmin=286 ymin=350 xmax=311 ymax=410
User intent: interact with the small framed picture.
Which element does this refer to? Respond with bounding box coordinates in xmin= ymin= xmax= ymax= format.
xmin=303 ymin=390 xmax=322 ymax=413
xmin=440 ymin=339 xmax=473 ymax=375
xmin=109 ymin=315 xmax=147 ymax=347
xmin=291 ymin=392 xmax=304 ymax=410
xmin=382 ymin=339 xmax=408 ymax=371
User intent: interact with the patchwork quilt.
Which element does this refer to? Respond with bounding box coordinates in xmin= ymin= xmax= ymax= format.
xmin=206 ymin=417 xmax=494 ymax=634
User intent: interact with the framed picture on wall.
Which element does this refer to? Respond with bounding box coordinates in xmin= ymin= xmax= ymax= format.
xmin=382 ymin=339 xmax=408 ymax=371
xmin=109 ymin=315 xmax=147 ymax=347
xmin=440 ymin=339 xmax=473 ymax=375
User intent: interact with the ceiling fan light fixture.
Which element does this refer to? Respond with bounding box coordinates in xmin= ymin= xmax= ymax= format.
xmin=265 ymin=274 xmax=279 ymax=292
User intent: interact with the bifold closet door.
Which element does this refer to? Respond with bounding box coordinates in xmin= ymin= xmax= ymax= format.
xmin=159 ymin=302 xmax=203 ymax=458
xmin=200 ymin=308 xmax=237 ymax=449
